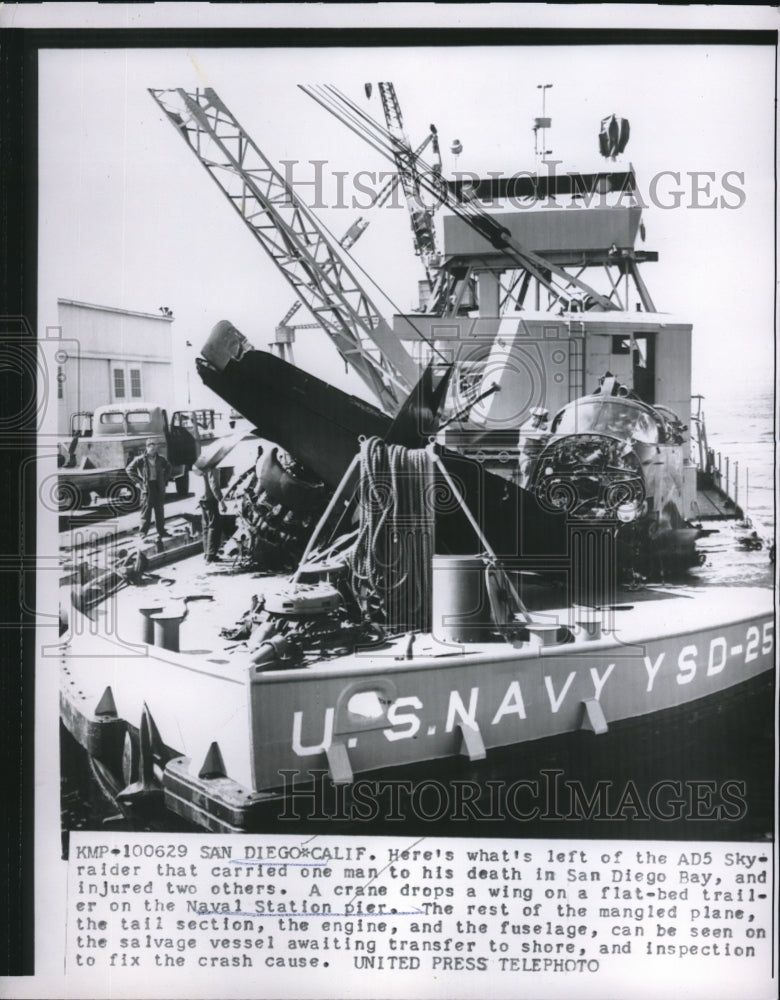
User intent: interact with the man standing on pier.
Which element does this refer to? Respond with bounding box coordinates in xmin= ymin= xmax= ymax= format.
xmin=127 ymin=438 xmax=172 ymax=539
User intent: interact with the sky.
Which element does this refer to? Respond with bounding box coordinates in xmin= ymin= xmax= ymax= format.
xmin=38 ymin=40 xmax=776 ymax=412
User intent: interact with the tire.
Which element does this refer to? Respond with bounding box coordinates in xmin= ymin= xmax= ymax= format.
xmin=176 ymin=469 xmax=190 ymax=497
xmin=122 ymin=728 xmax=141 ymax=786
xmin=107 ymin=480 xmax=141 ymax=515
xmin=57 ymin=480 xmax=82 ymax=512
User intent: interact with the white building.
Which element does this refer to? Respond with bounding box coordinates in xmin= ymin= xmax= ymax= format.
xmin=56 ymin=299 xmax=174 ymax=435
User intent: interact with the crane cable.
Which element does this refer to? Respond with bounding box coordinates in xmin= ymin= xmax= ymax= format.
xmin=301 ymin=83 xmax=617 ymax=313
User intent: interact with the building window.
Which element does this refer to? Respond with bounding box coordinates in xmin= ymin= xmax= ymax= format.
xmin=57 ymin=365 xmax=63 ymax=399
xmin=130 ymin=368 xmax=142 ymax=398
xmin=113 ymin=368 xmax=125 ymax=398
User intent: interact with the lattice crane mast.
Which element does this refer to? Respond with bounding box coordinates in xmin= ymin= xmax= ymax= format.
xmin=376 ymin=82 xmax=441 ymax=289
xmin=274 ymin=130 xmax=437 ymax=360
xmin=299 ymin=84 xmax=619 ymax=314
xmin=148 ymin=87 xmax=419 ymax=415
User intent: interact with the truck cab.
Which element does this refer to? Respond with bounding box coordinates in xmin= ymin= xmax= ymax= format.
xmin=57 ymin=403 xmax=212 ymax=511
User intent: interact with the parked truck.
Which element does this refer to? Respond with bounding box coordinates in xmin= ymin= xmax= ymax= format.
xmin=57 ymin=403 xmax=222 ymax=512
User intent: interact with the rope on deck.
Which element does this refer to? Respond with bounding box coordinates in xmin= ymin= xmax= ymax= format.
xmin=348 ymin=437 xmax=434 ymax=633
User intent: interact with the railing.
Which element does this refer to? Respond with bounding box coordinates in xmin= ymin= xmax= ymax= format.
xmin=691 ymin=400 xmax=746 ymax=520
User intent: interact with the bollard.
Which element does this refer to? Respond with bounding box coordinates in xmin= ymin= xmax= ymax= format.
xmin=527 ymin=623 xmax=561 ymax=647
xmin=138 ymin=607 xmax=163 ymax=645
xmin=576 ymin=615 xmax=603 ymax=641
xmin=151 ymin=612 xmax=185 ymax=652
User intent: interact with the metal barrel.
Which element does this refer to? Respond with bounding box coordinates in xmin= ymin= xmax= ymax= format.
xmin=431 ymin=555 xmax=491 ymax=643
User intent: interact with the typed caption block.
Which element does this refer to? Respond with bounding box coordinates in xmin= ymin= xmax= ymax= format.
xmin=65 ymin=833 xmax=774 ymax=999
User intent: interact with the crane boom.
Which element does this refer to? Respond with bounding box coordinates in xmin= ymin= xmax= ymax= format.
xmin=149 ymin=87 xmax=419 ymax=414
xmin=275 ymin=130 xmax=435 ymax=335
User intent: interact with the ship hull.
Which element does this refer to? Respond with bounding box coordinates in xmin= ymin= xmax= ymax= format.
xmin=60 ymin=577 xmax=775 ymax=833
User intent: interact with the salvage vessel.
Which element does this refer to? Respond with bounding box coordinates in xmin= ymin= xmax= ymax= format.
xmin=59 ymin=85 xmax=775 ymax=834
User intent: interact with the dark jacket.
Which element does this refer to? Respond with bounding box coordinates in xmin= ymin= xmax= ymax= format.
xmin=202 ymin=467 xmax=224 ymax=504
xmin=127 ymin=452 xmax=172 ymax=489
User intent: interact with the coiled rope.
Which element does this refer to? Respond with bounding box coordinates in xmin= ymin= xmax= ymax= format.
xmin=348 ymin=437 xmax=434 ymax=633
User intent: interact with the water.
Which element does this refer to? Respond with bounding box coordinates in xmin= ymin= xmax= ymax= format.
xmin=698 ymin=385 xmax=775 ymax=536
